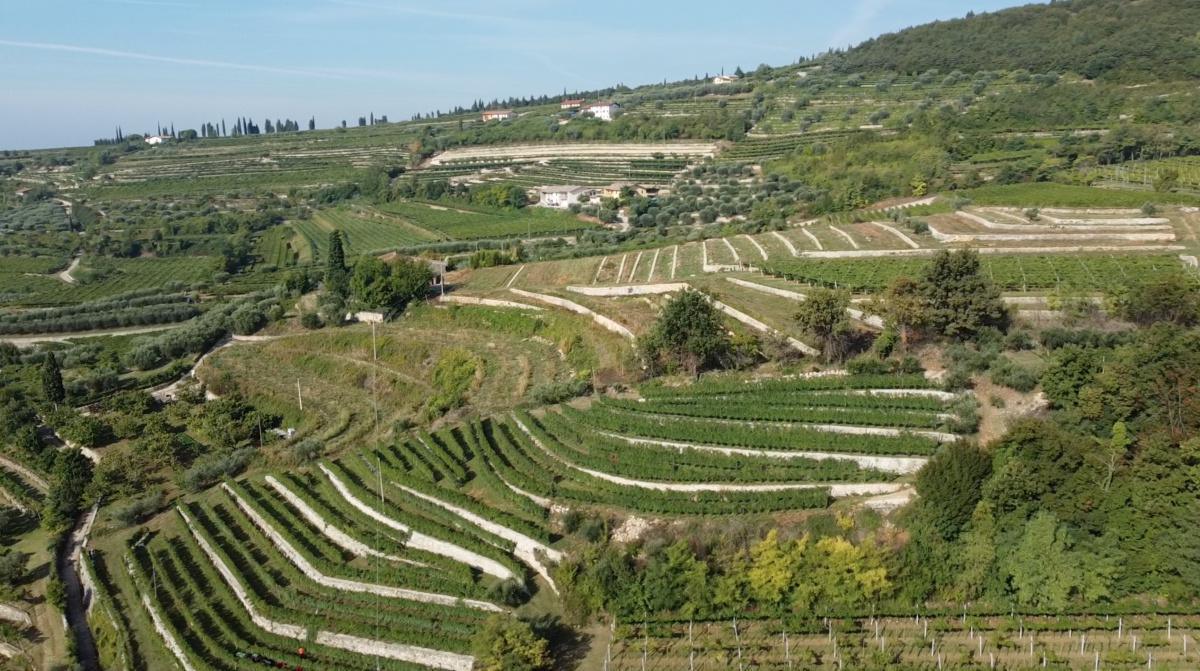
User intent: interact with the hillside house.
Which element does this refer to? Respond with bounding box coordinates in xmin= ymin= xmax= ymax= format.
xmin=601 ymin=182 xmax=635 ymax=199
xmin=560 ymin=98 xmax=585 ymax=110
xmin=144 ymin=135 xmax=170 ymax=145
xmin=712 ymin=75 xmax=740 ymax=85
xmin=584 ymin=102 xmax=621 ymax=122
xmin=481 ymin=109 xmax=514 ymax=122
xmin=535 ymin=185 xmax=595 ymax=209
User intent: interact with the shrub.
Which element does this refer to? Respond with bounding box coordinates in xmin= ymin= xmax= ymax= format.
xmin=989 ymin=357 xmax=1039 ymax=392
xmin=110 ymin=490 xmax=164 ymax=527
xmin=230 ymin=306 xmax=267 ymax=335
xmin=847 ymin=354 xmax=891 ymax=375
xmin=528 ymin=378 xmax=592 ymax=405
xmin=179 ymin=447 xmax=256 ymax=492
xmin=299 ymin=312 xmax=323 ymax=329
xmin=287 ymin=438 xmax=323 ymax=465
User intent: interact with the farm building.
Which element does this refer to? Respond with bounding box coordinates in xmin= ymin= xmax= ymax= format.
xmin=481 ymin=109 xmax=514 ymax=122
xmin=601 ymin=181 xmax=636 ymax=199
xmin=712 ymin=74 xmax=740 ymax=84
xmin=535 ymin=185 xmax=595 ymax=209
xmin=144 ymin=135 xmax=170 ymax=145
xmin=584 ymin=102 xmax=621 ymax=121
xmin=560 ymin=98 xmax=585 ymax=110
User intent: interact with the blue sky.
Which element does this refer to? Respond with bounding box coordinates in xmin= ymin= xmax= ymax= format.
xmin=0 ymin=0 xmax=1031 ymax=150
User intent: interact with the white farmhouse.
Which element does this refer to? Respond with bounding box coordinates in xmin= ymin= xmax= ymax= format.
xmin=144 ymin=135 xmax=170 ymax=145
xmin=535 ymin=185 xmax=595 ymax=209
xmin=584 ymin=101 xmax=621 ymax=122
xmin=481 ymin=109 xmax=514 ymax=122
xmin=712 ymin=75 xmax=740 ymax=85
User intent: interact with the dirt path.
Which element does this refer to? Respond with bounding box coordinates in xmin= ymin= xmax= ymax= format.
xmin=58 ymin=505 xmax=100 ymax=671
xmin=1 ymin=323 xmax=185 ymax=348
xmin=974 ymin=377 xmax=1049 ymax=445
xmin=57 ymin=255 xmax=81 ymax=284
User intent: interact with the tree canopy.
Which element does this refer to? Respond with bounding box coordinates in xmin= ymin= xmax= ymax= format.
xmin=349 ymin=256 xmax=433 ymax=311
xmin=640 ymin=289 xmax=730 ymax=377
xmin=920 ymin=249 xmax=1009 ymax=339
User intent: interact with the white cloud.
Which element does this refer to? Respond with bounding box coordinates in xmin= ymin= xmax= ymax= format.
xmin=0 ymin=39 xmax=350 ymax=79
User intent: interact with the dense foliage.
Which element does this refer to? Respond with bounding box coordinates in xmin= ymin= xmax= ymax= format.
xmin=840 ymin=0 xmax=1200 ymax=82
xmin=639 ymin=289 xmax=731 ymax=377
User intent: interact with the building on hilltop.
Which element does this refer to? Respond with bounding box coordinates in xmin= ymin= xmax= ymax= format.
xmin=560 ymin=98 xmax=585 ymax=110
xmin=535 ymin=185 xmax=596 ymax=209
xmin=583 ymin=102 xmax=621 ymax=122
xmin=144 ymin=135 xmax=170 ymax=145
xmin=481 ymin=109 xmax=514 ymax=122
xmin=712 ymin=74 xmax=740 ymax=85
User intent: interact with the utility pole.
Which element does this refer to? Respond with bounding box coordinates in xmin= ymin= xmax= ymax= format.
xmin=371 ymin=322 xmax=379 ymax=424
xmin=296 ymin=379 xmax=303 ymax=412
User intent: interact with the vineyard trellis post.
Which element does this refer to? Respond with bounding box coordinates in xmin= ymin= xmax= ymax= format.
xmin=732 ymin=617 xmax=744 ymax=671
xmin=689 ymin=619 xmax=695 ymax=671
xmin=641 ymin=620 xmax=648 ymax=671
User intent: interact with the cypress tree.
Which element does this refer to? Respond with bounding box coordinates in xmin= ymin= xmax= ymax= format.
xmin=41 ymin=354 xmax=65 ymax=406
xmin=325 ymin=230 xmax=347 ymax=295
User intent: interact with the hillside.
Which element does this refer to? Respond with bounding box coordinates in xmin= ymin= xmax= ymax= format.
xmin=5 ymin=2 xmax=1200 ymax=670
xmin=840 ymin=0 xmax=1200 ymax=81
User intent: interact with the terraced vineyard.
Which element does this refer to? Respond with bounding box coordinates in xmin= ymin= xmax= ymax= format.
xmin=762 ymin=253 xmax=1189 ymax=292
xmin=293 ymin=206 xmax=442 ymax=260
xmin=414 ymin=156 xmax=692 ymax=188
xmin=90 ymin=370 xmax=970 ymax=670
xmin=377 ymin=201 xmax=596 ymax=240
xmin=719 ymin=130 xmax=866 ymax=162
xmin=3 ymin=256 xmax=219 ymax=306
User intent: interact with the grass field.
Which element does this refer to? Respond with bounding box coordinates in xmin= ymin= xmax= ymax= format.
xmin=197 ymin=303 xmax=630 ymax=445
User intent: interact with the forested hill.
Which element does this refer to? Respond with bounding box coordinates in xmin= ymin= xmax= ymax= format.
xmin=838 ymin=0 xmax=1200 ymax=82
